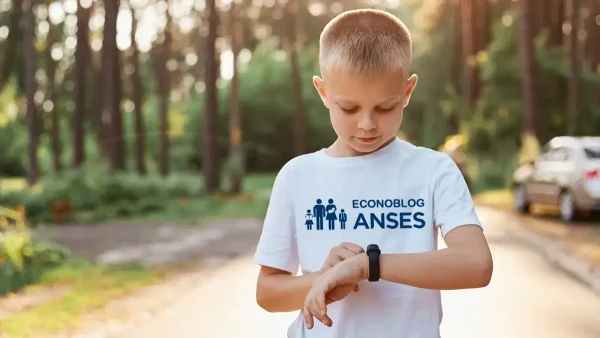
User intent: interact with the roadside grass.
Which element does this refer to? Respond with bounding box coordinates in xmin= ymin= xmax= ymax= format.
xmin=0 ymin=259 xmax=165 ymax=338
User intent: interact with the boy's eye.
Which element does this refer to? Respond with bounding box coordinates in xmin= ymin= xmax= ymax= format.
xmin=376 ymin=104 xmax=397 ymax=112
xmin=340 ymin=107 xmax=358 ymax=113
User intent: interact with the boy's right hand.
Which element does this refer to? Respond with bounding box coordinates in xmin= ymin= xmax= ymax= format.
xmin=320 ymin=242 xmax=364 ymax=272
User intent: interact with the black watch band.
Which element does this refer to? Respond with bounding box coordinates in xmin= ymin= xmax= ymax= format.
xmin=366 ymin=244 xmax=381 ymax=282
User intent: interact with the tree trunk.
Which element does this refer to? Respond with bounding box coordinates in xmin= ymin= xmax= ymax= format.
xmin=566 ymin=0 xmax=581 ymax=135
xmin=540 ymin=0 xmax=553 ymax=32
xmin=24 ymin=0 xmax=38 ymax=186
xmin=131 ymin=8 xmax=146 ymax=175
xmin=94 ymin=52 xmax=108 ymax=159
xmin=0 ymin=0 xmax=22 ymax=93
xmin=90 ymin=1 xmax=107 ymax=160
xmin=285 ymin=0 xmax=307 ymax=156
xmin=203 ymin=0 xmax=221 ymax=192
xmin=103 ymin=0 xmax=125 ymax=170
xmin=451 ymin=0 xmax=462 ymax=132
xmin=551 ymin=0 xmax=566 ymax=45
xmin=461 ymin=0 xmax=479 ymax=109
xmin=518 ymin=0 xmax=540 ymax=140
xmin=477 ymin=0 xmax=491 ymax=51
xmin=45 ymin=18 xmax=61 ymax=172
xmin=73 ymin=0 xmax=90 ymax=167
xmin=159 ymin=1 xmax=172 ymax=176
xmin=586 ymin=0 xmax=600 ymax=70
xmin=229 ymin=2 xmax=243 ymax=194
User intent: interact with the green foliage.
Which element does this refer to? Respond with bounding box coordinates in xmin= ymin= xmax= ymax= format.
xmin=3 ymin=3 xmax=600 ymax=198
xmin=180 ymin=40 xmax=335 ymax=173
xmin=0 ymin=230 xmax=70 ymax=295
xmin=0 ymin=166 xmax=206 ymax=224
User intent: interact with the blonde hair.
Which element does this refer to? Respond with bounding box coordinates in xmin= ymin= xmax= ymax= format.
xmin=318 ymin=9 xmax=412 ymax=77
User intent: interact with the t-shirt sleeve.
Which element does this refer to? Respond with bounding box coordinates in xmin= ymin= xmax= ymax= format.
xmin=432 ymin=154 xmax=482 ymax=238
xmin=253 ymin=163 xmax=299 ymax=274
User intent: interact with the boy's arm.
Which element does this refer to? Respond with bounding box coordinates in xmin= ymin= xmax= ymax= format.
xmin=257 ymin=242 xmax=364 ymax=312
xmin=256 ymin=266 xmax=320 ymax=313
xmin=376 ymin=224 xmax=492 ymax=289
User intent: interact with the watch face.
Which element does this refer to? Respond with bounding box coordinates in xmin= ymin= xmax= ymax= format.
xmin=367 ymin=244 xmax=380 ymax=254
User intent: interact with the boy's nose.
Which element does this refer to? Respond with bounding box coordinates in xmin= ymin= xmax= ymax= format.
xmin=357 ymin=114 xmax=376 ymax=130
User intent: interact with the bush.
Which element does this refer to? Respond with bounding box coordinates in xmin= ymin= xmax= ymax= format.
xmin=0 ymin=230 xmax=70 ymax=295
xmin=0 ymin=167 xmax=207 ymax=224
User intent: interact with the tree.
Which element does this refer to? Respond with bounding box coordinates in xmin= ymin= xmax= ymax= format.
xmin=228 ymin=1 xmax=243 ymax=194
xmin=461 ymin=0 xmax=479 ymax=108
xmin=24 ymin=0 xmax=38 ymax=186
xmin=0 ymin=0 xmax=22 ymax=94
xmin=130 ymin=5 xmax=146 ymax=175
xmin=566 ymin=0 xmax=582 ymax=135
xmin=155 ymin=0 xmax=172 ymax=176
xmin=203 ymin=0 xmax=221 ymax=192
xmin=285 ymin=0 xmax=307 ymax=156
xmin=103 ymin=0 xmax=125 ymax=170
xmin=585 ymin=0 xmax=600 ymax=71
xmin=73 ymin=0 xmax=91 ymax=167
xmin=44 ymin=9 xmax=61 ymax=173
xmin=551 ymin=0 xmax=566 ymax=45
xmin=518 ymin=0 xmax=540 ymax=140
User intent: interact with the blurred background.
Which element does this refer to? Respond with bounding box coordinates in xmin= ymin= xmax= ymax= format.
xmin=0 ymin=0 xmax=599 ymax=337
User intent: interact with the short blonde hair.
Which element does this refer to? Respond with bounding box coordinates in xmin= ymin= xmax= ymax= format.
xmin=318 ymin=9 xmax=412 ymax=77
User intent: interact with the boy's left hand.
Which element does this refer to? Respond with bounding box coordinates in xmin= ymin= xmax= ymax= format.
xmin=303 ymin=253 xmax=368 ymax=329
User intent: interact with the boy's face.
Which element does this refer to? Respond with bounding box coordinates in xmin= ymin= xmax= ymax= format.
xmin=313 ymin=68 xmax=418 ymax=156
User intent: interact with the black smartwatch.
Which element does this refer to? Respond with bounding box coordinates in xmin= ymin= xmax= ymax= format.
xmin=366 ymin=244 xmax=381 ymax=282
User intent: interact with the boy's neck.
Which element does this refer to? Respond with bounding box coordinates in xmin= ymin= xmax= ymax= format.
xmin=325 ymin=136 xmax=397 ymax=158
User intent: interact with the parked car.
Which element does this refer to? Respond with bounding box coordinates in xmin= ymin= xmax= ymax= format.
xmin=511 ymin=136 xmax=600 ymax=222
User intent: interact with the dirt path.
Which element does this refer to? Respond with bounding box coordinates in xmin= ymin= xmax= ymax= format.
xmin=78 ymin=205 xmax=600 ymax=338
xmin=30 ymin=218 xmax=267 ymax=338
xmin=34 ymin=218 xmax=264 ymax=267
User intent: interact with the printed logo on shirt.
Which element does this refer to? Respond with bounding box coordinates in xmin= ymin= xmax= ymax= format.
xmin=304 ymin=198 xmax=426 ymax=231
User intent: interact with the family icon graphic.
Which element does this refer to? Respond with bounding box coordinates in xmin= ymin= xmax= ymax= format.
xmin=306 ymin=199 xmax=347 ymax=230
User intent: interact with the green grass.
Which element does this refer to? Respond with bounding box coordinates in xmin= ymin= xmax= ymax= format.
xmin=0 ymin=259 xmax=164 ymax=338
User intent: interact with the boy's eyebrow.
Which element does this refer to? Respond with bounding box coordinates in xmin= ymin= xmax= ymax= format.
xmin=334 ymin=95 xmax=402 ymax=105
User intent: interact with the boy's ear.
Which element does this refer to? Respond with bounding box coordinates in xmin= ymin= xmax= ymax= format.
xmin=313 ymin=75 xmax=328 ymax=107
xmin=402 ymin=74 xmax=418 ymax=108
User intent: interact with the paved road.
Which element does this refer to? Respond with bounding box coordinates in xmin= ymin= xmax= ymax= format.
xmin=114 ymin=206 xmax=600 ymax=338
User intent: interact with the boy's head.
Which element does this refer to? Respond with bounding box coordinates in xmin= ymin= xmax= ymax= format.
xmin=313 ymin=9 xmax=418 ymax=155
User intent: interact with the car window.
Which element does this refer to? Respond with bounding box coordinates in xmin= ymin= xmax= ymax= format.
xmin=584 ymin=147 xmax=600 ymax=160
xmin=557 ymin=147 xmax=572 ymax=161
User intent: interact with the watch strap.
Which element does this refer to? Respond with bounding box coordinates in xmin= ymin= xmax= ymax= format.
xmin=366 ymin=244 xmax=381 ymax=282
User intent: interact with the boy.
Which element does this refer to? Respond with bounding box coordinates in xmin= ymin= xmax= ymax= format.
xmin=254 ymin=8 xmax=493 ymax=338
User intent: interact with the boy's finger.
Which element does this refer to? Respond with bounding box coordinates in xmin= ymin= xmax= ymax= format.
xmin=315 ymin=291 xmax=328 ymax=322
xmin=336 ymin=249 xmax=355 ymax=261
xmin=308 ymin=298 xmax=324 ymax=326
xmin=340 ymin=242 xmax=364 ymax=255
xmin=322 ymin=314 xmax=332 ymax=327
xmin=303 ymin=305 xmax=314 ymax=330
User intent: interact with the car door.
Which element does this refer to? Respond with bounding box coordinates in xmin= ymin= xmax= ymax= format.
xmin=526 ymin=150 xmax=553 ymax=203
xmin=543 ymin=147 xmax=576 ymax=205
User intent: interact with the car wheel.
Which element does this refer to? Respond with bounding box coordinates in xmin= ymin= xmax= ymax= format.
xmin=559 ymin=190 xmax=579 ymax=222
xmin=513 ymin=185 xmax=530 ymax=213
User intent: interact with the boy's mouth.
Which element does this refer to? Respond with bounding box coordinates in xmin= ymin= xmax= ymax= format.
xmin=356 ymin=136 xmax=379 ymax=144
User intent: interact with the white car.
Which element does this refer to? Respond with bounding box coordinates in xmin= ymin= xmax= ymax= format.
xmin=511 ymin=136 xmax=600 ymax=222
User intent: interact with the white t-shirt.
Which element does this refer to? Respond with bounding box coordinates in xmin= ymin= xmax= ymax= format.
xmin=254 ymin=137 xmax=482 ymax=338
